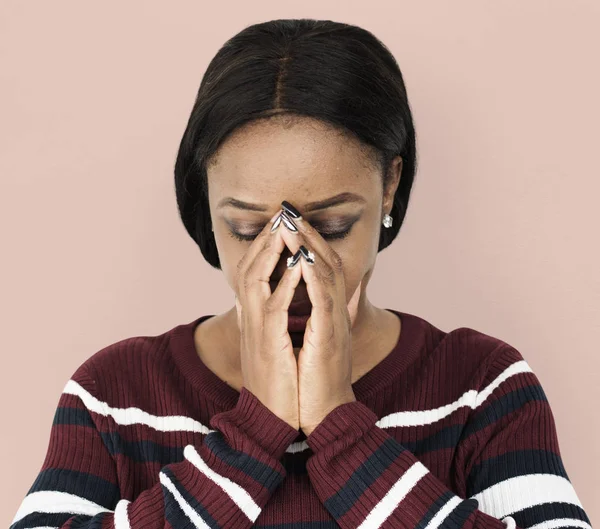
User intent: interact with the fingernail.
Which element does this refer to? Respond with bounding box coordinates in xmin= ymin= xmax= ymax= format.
xmin=280 ymin=211 xmax=298 ymax=233
xmin=299 ymin=245 xmax=315 ymax=265
xmin=281 ymin=201 xmax=302 ymax=220
xmin=270 ymin=213 xmax=283 ymax=232
xmin=286 ymin=249 xmax=302 ymax=268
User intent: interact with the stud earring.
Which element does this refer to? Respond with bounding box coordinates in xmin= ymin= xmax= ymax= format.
xmin=382 ymin=213 xmax=393 ymax=228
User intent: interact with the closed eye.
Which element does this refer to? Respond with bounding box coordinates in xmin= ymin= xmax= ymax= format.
xmin=228 ymin=226 xmax=353 ymax=242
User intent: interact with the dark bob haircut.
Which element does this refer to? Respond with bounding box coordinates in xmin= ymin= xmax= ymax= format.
xmin=175 ymin=18 xmax=417 ymax=269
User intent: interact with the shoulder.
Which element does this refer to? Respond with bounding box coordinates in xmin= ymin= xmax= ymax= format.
xmin=410 ymin=313 xmax=544 ymax=420
xmin=409 ymin=311 xmax=529 ymax=390
xmin=66 ymin=320 xmax=186 ymax=407
xmin=434 ymin=324 xmax=538 ymax=409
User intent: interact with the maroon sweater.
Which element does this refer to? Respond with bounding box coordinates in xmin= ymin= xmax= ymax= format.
xmin=10 ymin=309 xmax=592 ymax=529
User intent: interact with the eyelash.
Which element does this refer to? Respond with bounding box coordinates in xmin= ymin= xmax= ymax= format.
xmin=228 ymin=226 xmax=353 ymax=242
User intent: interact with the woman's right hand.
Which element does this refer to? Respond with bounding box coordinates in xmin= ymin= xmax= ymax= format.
xmin=234 ymin=210 xmax=303 ymax=430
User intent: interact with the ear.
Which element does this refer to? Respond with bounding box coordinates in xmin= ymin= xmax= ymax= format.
xmin=383 ymin=156 xmax=403 ymax=213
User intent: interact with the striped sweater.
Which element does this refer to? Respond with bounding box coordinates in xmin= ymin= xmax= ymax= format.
xmin=10 ymin=309 xmax=593 ymax=529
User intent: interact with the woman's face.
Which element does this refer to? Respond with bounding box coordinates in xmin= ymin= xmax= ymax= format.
xmin=206 ymin=116 xmax=401 ymax=307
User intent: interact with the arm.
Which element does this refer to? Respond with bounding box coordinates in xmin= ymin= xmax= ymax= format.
xmin=304 ymin=346 xmax=592 ymax=529
xmin=10 ymin=364 xmax=299 ymax=529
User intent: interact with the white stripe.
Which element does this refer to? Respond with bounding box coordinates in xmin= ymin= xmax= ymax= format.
xmin=63 ymin=380 xmax=211 ymax=434
xmin=423 ymin=495 xmax=463 ymax=529
xmin=114 ymin=499 xmax=132 ymax=529
xmin=471 ymin=473 xmax=585 ymax=519
xmin=63 ymin=359 xmax=532 ymax=451
xmin=357 ymin=461 xmax=429 ymax=529
xmin=183 ymin=444 xmax=262 ymax=522
xmin=159 ymin=471 xmax=210 ymax=529
xmin=378 ymin=360 xmax=533 ymax=428
xmin=474 ymin=360 xmax=533 ymax=407
xmin=11 ymin=490 xmax=112 ymax=525
xmin=377 ymin=389 xmax=478 ymax=428
xmin=528 ymin=519 xmax=592 ymax=529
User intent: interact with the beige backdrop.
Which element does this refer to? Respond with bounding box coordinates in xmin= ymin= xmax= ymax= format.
xmin=1 ymin=0 xmax=598 ymax=525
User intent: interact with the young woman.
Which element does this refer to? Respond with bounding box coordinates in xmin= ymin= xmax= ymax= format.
xmin=10 ymin=18 xmax=592 ymax=529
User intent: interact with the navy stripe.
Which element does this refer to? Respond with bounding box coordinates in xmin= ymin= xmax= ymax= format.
xmin=10 ymin=511 xmax=109 ymax=529
xmin=100 ymin=430 xmax=184 ymax=464
xmin=322 ymin=437 xmax=404 ymax=520
xmin=511 ymin=501 xmax=591 ymax=528
xmin=89 ymin=420 xmax=463 ymax=473
xmin=70 ymin=512 xmax=109 ymax=529
xmin=161 ymin=466 xmax=219 ymax=527
xmin=461 ymin=383 xmax=547 ymax=440
xmin=162 ymin=481 xmax=203 ymax=529
xmin=281 ymin=449 xmax=310 ymax=475
xmin=414 ymin=490 xmax=455 ymax=529
xmin=467 ymin=449 xmax=569 ymax=495
xmin=53 ymin=406 xmax=95 ymax=427
xmin=11 ymin=511 xmax=76 ymax=529
xmin=402 ymin=423 xmax=465 ymax=454
xmin=27 ymin=467 xmax=119 ymax=509
xmin=204 ymin=430 xmax=285 ymax=494
xmin=444 ymin=498 xmax=479 ymax=528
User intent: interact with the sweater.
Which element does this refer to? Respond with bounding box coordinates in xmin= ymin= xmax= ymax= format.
xmin=10 ymin=309 xmax=593 ymax=529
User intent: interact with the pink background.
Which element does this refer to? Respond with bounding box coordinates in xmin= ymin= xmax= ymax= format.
xmin=1 ymin=1 xmax=598 ymax=525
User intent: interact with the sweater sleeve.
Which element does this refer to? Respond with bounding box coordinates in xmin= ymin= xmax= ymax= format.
xmin=10 ymin=363 xmax=299 ymax=529
xmin=304 ymin=346 xmax=593 ymax=529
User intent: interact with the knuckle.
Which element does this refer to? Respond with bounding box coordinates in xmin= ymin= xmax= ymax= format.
xmin=243 ymin=270 xmax=253 ymax=291
xmin=322 ymin=293 xmax=334 ymax=313
xmin=330 ymin=252 xmax=343 ymax=273
xmin=263 ymin=297 xmax=280 ymax=315
xmin=322 ymin=265 xmax=336 ymax=286
xmin=236 ymin=256 xmax=246 ymax=274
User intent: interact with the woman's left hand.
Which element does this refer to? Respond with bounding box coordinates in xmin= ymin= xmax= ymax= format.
xmin=280 ymin=216 xmax=362 ymax=437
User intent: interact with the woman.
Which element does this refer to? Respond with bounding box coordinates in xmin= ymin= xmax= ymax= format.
xmin=10 ymin=18 xmax=592 ymax=529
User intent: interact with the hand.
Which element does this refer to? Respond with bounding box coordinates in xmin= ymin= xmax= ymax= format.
xmin=234 ymin=210 xmax=304 ymax=431
xmin=278 ymin=210 xmax=362 ymax=437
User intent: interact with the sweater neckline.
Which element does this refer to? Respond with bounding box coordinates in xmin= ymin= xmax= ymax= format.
xmin=169 ymin=308 xmax=426 ymax=409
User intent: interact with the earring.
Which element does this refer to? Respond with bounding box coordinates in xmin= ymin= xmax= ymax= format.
xmin=382 ymin=213 xmax=393 ymax=228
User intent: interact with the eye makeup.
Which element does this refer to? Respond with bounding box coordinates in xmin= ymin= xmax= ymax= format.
xmin=228 ymin=226 xmax=353 ymax=242
xmin=227 ymin=216 xmax=359 ymax=242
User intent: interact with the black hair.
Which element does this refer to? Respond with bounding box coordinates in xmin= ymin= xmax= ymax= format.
xmin=174 ymin=18 xmax=418 ymax=269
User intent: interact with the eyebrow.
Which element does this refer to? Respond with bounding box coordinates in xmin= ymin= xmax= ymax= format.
xmin=217 ymin=192 xmax=367 ymax=213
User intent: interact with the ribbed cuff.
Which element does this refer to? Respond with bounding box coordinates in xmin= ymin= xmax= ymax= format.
xmin=210 ymin=387 xmax=300 ymax=461
xmin=305 ymin=400 xmax=379 ymax=454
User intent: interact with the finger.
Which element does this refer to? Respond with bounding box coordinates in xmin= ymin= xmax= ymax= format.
xmin=299 ymin=249 xmax=341 ymax=343
xmin=279 ymin=218 xmax=345 ymax=303
xmin=244 ymin=216 xmax=306 ymax=329
xmin=263 ymin=255 xmax=303 ymax=345
xmin=235 ymin=210 xmax=282 ymax=308
xmin=278 ymin=217 xmax=346 ymax=339
xmin=285 ymin=213 xmax=342 ymax=273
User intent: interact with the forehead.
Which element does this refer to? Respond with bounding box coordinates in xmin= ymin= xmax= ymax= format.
xmin=206 ymin=116 xmax=381 ymax=202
